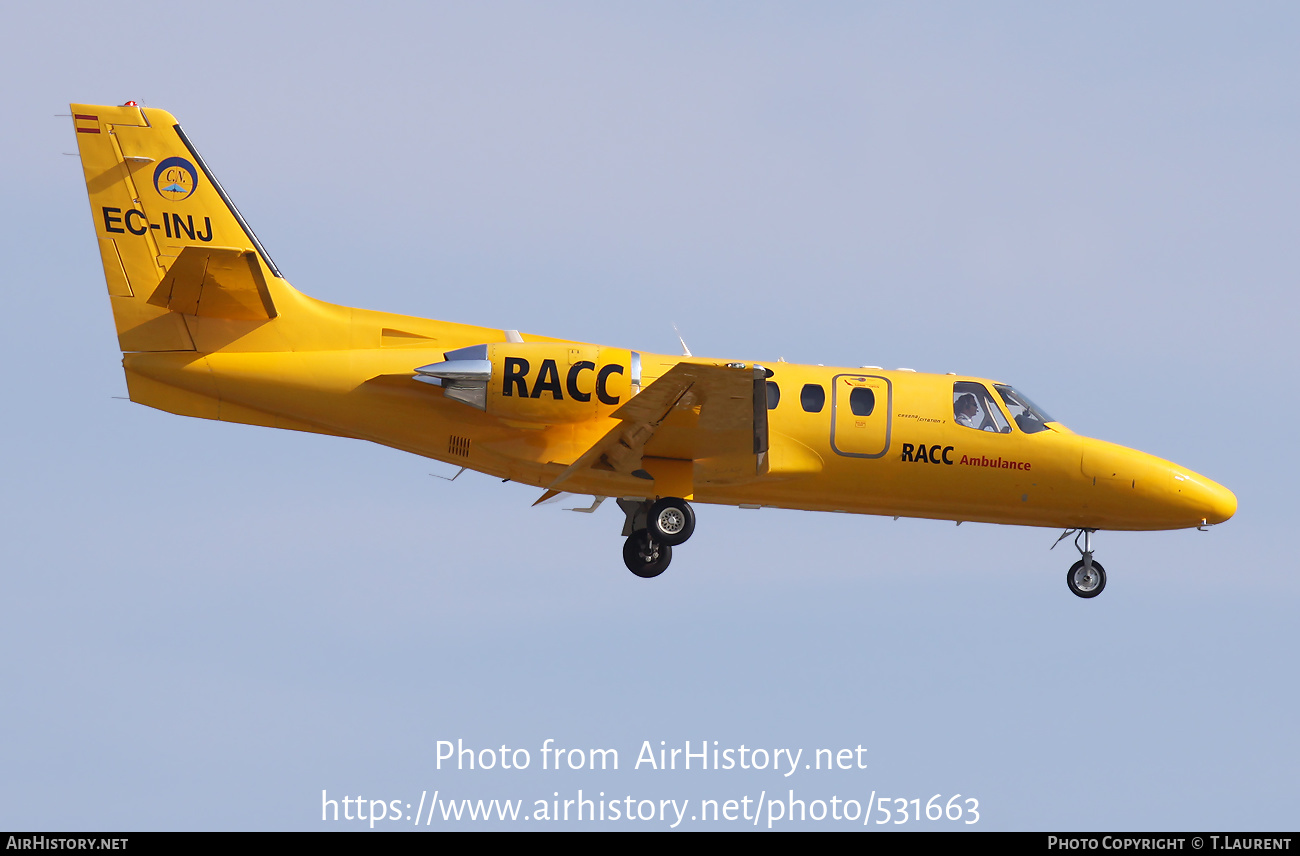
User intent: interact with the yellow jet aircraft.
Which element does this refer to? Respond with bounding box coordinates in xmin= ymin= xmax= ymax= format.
xmin=71 ymin=102 xmax=1236 ymax=598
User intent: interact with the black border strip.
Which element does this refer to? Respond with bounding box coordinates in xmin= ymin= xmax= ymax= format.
xmin=171 ymin=123 xmax=282 ymax=279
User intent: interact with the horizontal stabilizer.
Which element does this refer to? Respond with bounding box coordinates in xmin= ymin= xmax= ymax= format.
xmin=148 ymin=246 xmax=277 ymax=320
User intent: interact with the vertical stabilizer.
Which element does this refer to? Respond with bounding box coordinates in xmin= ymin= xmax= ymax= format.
xmin=72 ymin=103 xmax=281 ymax=351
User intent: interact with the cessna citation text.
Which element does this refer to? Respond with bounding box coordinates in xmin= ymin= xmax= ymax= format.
xmin=72 ymin=103 xmax=1236 ymax=598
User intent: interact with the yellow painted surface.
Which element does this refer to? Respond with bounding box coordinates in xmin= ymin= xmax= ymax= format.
xmin=73 ymin=104 xmax=1237 ymax=534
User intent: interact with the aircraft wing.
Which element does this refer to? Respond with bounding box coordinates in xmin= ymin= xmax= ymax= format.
xmin=543 ymin=361 xmax=768 ymax=497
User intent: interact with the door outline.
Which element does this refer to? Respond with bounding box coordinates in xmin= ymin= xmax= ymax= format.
xmin=830 ymin=373 xmax=892 ymax=458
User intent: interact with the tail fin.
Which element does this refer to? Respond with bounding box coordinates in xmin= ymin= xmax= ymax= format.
xmin=72 ymin=103 xmax=282 ymax=351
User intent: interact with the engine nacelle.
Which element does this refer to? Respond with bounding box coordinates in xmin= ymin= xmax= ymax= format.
xmin=416 ymin=342 xmax=640 ymax=424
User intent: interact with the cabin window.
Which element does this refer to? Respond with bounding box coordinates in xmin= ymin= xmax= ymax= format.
xmin=953 ymin=382 xmax=1010 ymax=433
xmin=766 ymin=381 xmax=781 ymax=410
xmin=849 ymin=387 xmax=875 ymax=416
xmin=800 ymin=383 xmax=825 ymax=413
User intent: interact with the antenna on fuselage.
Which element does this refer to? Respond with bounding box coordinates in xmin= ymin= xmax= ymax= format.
xmin=671 ymin=322 xmax=692 ymax=357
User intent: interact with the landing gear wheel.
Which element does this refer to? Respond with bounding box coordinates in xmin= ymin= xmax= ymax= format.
xmin=623 ymin=531 xmax=672 ymax=578
xmin=647 ymin=497 xmax=695 ymax=546
xmin=1067 ymin=559 xmax=1107 ymax=598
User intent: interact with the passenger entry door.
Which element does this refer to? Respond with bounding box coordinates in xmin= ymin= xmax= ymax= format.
xmin=830 ymin=374 xmax=892 ymax=458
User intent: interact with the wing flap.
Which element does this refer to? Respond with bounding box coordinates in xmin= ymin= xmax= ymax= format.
xmin=548 ymin=361 xmax=768 ymax=494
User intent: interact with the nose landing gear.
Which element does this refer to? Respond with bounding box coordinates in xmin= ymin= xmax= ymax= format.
xmin=1055 ymin=529 xmax=1107 ymax=598
xmin=1068 ymin=558 xmax=1106 ymax=598
xmin=619 ymin=497 xmax=696 ymax=578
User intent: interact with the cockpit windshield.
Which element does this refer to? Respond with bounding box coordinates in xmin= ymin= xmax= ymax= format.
xmin=994 ymin=385 xmax=1056 ymax=434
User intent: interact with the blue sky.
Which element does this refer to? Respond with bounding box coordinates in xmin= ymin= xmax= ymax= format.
xmin=1 ymin=2 xmax=1295 ymax=830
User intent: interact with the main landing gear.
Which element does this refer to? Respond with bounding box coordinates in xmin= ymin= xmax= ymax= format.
xmin=618 ymin=497 xmax=696 ymax=578
xmin=1055 ymin=528 xmax=1107 ymax=598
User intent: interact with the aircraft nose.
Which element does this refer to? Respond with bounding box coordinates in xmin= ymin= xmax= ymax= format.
xmin=1081 ymin=438 xmax=1237 ymax=529
xmin=1194 ymin=476 xmax=1237 ymax=525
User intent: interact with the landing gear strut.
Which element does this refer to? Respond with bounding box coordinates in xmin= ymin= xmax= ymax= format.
xmin=619 ymin=497 xmax=695 ymax=578
xmin=1058 ymin=529 xmax=1107 ymax=598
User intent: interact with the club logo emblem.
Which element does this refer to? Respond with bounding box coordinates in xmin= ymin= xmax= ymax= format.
xmin=153 ymin=157 xmax=198 ymax=202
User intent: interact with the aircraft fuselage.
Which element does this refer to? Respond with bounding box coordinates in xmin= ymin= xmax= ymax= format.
xmin=72 ymin=101 xmax=1235 ymax=597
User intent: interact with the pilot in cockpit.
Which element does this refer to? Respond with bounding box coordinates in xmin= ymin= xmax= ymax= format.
xmin=954 ymin=393 xmax=979 ymax=428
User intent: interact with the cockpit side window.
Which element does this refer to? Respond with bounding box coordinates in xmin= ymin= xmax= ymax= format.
xmin=995 ymin=385 xmax=1054 ymax=434
xmin=953 ymin=382 xmax=1010 ymax=433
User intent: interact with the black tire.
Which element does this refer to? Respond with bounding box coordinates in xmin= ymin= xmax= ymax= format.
xmin=623 ymin=531 xmax=672 ymax=578
xmin=1067 ymin=559 xmax=1107 ymax=598
xmin=647 ymin=497 xmax=695 ymax=546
